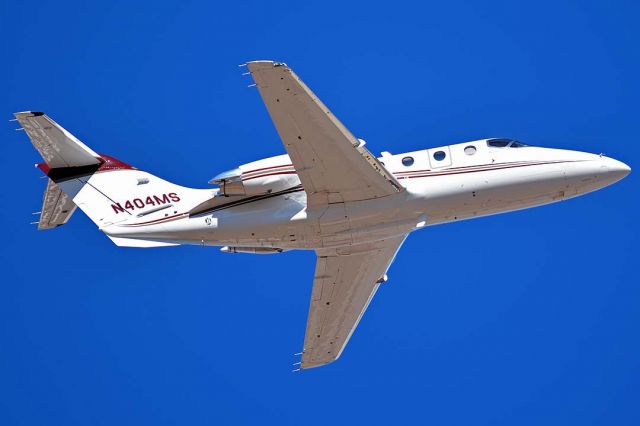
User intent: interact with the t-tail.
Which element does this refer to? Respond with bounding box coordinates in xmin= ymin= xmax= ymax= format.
xmin=15 ymin=111 xmax=210 ymax=247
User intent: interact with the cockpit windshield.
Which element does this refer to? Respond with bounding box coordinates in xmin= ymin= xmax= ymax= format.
xmin=487 ymin=138 xmax=528 ymax=148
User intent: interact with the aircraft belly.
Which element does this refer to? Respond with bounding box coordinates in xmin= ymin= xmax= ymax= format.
xmin=313 ymin=194 xmax=418 ymax=248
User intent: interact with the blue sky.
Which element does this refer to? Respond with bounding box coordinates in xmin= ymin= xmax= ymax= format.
xmin=1 ymin=1 xmax=638 ymax=424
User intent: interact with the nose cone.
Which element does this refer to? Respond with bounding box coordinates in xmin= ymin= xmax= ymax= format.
xmin=602 ymin=156 xmax=631 ymax=184
xmin=560 ymin=151 xmax=630 ymax=196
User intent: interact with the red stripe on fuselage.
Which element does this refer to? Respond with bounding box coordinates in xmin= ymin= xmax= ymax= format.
xmin=242 ymin=170 xmax=298 ymax=181
xmin=242 ymin=163 xmax=294 ymax=176
xmin=396 ymin=160 xmax=572 ymax=179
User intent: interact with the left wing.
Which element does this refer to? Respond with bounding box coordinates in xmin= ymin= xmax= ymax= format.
xmin=300 ymin=235 xmax=407 ymax=369
xmin=247 ymin=61 xmax=401 ymax=206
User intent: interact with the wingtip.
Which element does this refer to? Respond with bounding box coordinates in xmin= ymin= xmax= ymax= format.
xmin=13 ymin=111 xmax=45 ymax=118
xmin=245 ymin=60 xmax=288 ymax=71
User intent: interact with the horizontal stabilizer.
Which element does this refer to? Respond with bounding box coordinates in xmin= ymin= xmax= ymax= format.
xmin=37 ymin=179 xmax=77 ymax=230
xmin=14 ymin=111 xmax=101 ymax=168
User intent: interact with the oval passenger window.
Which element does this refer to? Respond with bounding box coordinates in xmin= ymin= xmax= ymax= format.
xmin=402 ymin=156 xmax=414 ymax=166
xmin=464 ymin=146 xmax=476 ymax=155
xmin=433 ymin=151 xmax=446 ymax=161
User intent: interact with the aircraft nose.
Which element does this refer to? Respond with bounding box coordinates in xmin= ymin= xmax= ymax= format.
xmin=602 ymin=156 xmax=631 ymax=182
xmin=554 ymin=150 xmax=630 ymax=195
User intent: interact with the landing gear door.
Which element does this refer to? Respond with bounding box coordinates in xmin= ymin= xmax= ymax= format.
xmin=428 ymin=146 xmax=452 ymax=168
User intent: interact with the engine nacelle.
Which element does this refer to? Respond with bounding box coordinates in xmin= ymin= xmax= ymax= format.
xmin=220 ymin=246 xmax=284 ymax=254
xmin=209 ymin=154 xmax=300 ymax=197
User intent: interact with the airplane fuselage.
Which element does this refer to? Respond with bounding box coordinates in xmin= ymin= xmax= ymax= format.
xmin=105 ymin=138 xmax=630 ymax=250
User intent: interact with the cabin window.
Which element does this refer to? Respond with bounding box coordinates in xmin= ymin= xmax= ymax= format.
xmin=433 ymin=151 xmax=446 ymax=161
xmin=464 ymin=145 xmax=476 ymax=155
xmin=402 ymin=156 xmax=414 ymax=166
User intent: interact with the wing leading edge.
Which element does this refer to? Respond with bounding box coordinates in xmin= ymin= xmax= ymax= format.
xmin=300 ymin=235 xmax=407 ymax=369
xmin=246 ymin=61 xmax=401 ymax=206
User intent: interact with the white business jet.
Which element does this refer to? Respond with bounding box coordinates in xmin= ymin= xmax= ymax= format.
xmin=16 ymin=61 xmax=630 ymax=369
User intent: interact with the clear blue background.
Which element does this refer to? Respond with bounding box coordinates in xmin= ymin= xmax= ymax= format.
xmin=1 ymin=1 xmax=638 ymax=424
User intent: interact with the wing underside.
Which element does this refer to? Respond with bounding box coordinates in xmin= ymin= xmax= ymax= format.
xmin=301 ymin=235 xmax=406 ymax=369
xmin=247 ymin=61 xmax=401 ymax=206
